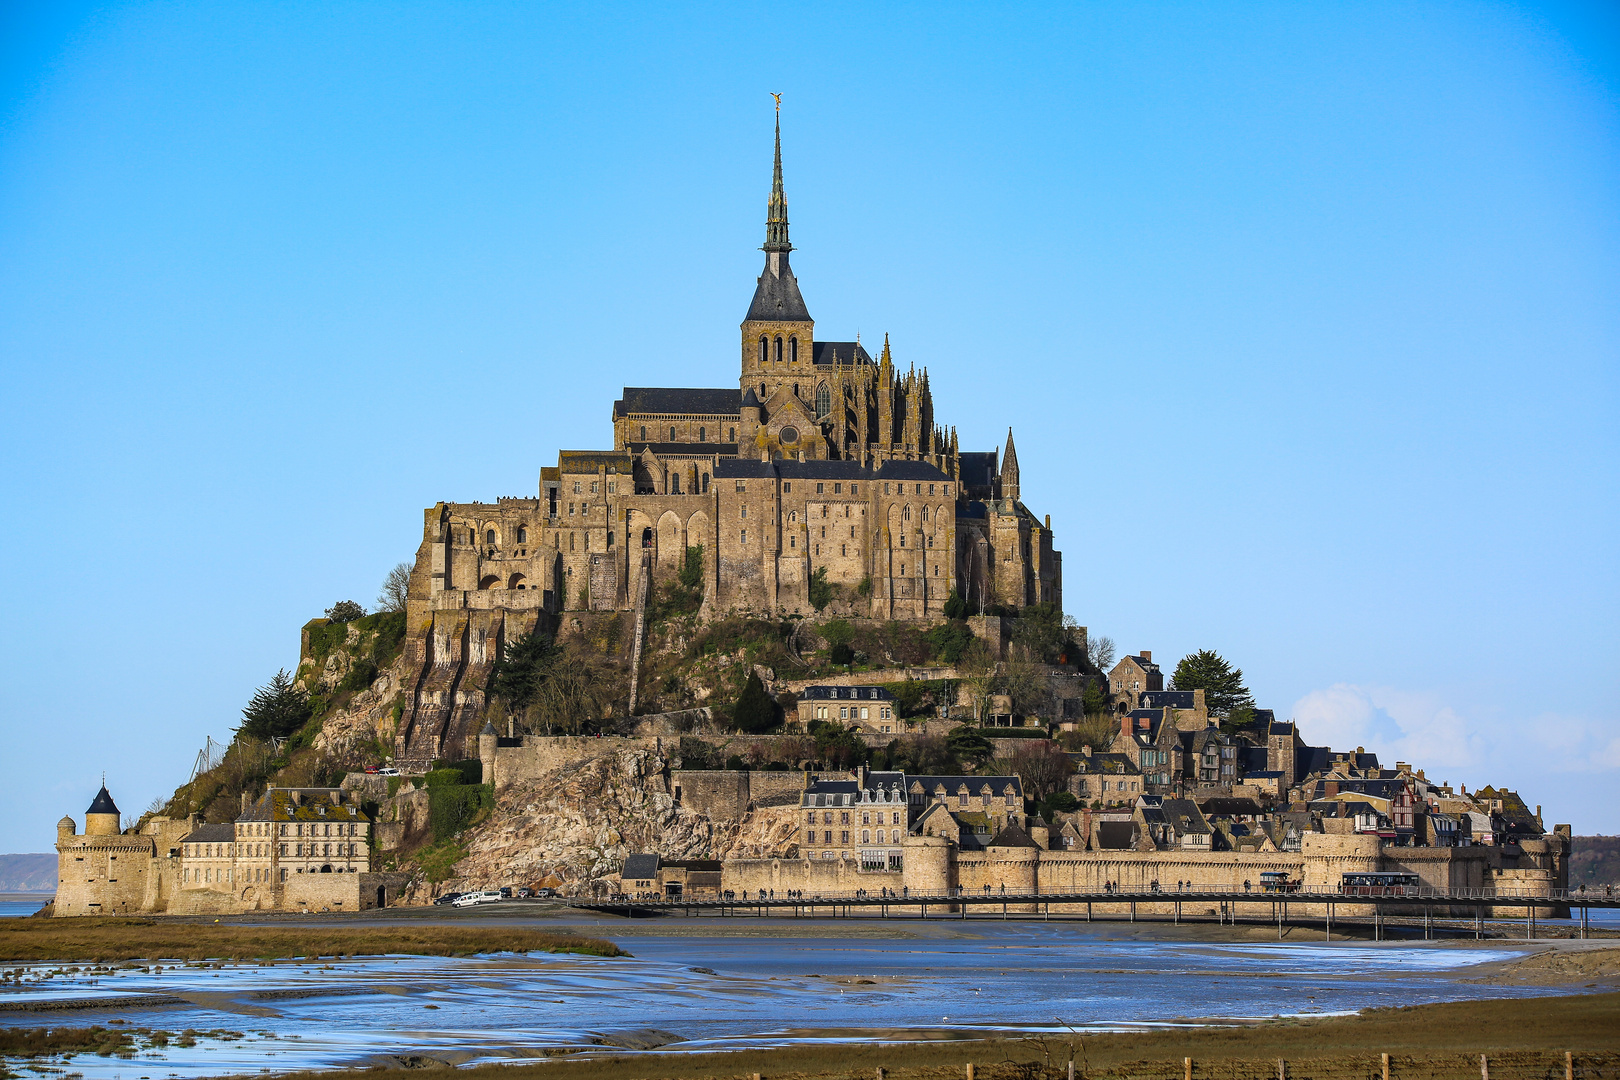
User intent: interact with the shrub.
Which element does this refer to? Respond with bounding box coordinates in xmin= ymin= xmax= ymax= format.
xmin=943 ymin=589 xmax=970 ymax=619
xmin=325 ymin=600 xmax=366 ymax=622
xmin=678 ymin=546 xmax=704 ymax=590
xmin=430 ymin=758 xmax=483 ymax=785
xmin=888 ymin=680 xmax=926 ymax=717
xmin=925 ymin=621 xmax=977 ymax=664
xmin=829 ymin=642 xmax=854 ymax=666
xmin=724 ymin=754 xmax=747 ymax=771
xmin=427 ymin=784 xmax=492 ymax=843
xmin=808 ymin=566 xmax=834 ymax=611
xmin=733 ymin=670 xmax=779 ymax=734
xmin=336 ymin=658 xmax=378 ymax=696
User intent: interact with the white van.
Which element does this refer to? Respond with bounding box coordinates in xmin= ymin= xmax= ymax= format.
xmin=452 ymin=890 xmax=501 ymax=907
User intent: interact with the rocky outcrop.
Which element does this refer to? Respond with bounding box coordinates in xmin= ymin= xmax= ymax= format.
xmin=427 ymin=746 xmax=798 ymax=895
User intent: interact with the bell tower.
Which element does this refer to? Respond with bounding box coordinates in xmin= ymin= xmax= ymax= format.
xmin=741 ymin=98 xmax=813 ymax=401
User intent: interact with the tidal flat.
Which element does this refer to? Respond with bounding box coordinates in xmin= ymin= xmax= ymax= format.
xmin=1 ymin=914 xmax=1617 ymax=1079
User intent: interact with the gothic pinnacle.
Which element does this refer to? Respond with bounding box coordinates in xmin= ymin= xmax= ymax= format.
xmin=763 ymin=96 xmax=791 ymax=253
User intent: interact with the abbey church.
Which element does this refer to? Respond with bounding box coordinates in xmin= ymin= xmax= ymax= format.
xmin=395 ymin=113 xmax=1061 ymax=765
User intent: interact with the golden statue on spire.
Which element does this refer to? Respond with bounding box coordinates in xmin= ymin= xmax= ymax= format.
xmin=771 ymin=92 xmax=781 ymax=113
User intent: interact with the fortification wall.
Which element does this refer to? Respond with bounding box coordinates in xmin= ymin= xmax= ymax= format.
xmin=747 ymin=771 xmax=806 ymax=807
xmin=53 ymin=835 xmax=157 ymax=917
xmin=284 ymin=873 xmax=365 ymax=912
xmin=672 ymin=771 xmax=750 ymax=821
xmin=723 ymin=856 xmax=899 ymax=897
xmin=494 ymin=735 xmax=666 ymax=785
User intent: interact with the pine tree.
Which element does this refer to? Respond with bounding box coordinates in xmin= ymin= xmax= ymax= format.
xmin=1170 ymin=649 xmax=1255 ymax=718
xmin=237 ymin=669 xmax=313 ymax=742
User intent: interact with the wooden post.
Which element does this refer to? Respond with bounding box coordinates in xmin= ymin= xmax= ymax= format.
xmin=1382 ymin=1052 xmax=1390 ymax=1080
xmin=1277 ymin=1058 xmax=1286 ymax=1080
xmin=1185 ymin=1057 xmax=1193 ymax=1080
xmin=967 ymin=1064 xmax=976 ymax=1080
xmin=1566 ymin=1051 xmax=1573 ymax=1080
xmin=878 ymin=1069 xmax=887 ymax=1080
xmin=1480 ymin=1054 xmax=1489 ymax=1080
xmin=1070 ymin=1061 xmax=1077 ymax=1080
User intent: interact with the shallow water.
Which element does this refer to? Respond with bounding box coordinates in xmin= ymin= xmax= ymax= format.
xmin=0 ymin=918 xmax=1585 ymax=1079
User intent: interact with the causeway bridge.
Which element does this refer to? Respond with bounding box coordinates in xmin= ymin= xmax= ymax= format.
xmin=572 ymin=887 xmax=1620 ymax=940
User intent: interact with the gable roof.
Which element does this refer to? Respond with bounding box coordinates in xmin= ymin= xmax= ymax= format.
xmin=714 ymin=459 xmax=777 ymax=479
xmin=1096 ymin=820 xmax=1138 ymax=850
xmin=614 ymin=388 xmax=742 ymax=418
xmin=812 ymin=341 xmax=874 ymax=367
xmin=988 ymin=822 xmax=1040 ymax=849
xmin=621 ymin=853 xmax=661 ymax=880
xmin=557 ymin=450 xmax=635 ymax=474
xmin=957 ymin=451 xmax=998 ymax=489
xmin=183 ymin=823 xmax=236 ymax=844
xmin=624 ymin=442 xmax=737 ymax=458
xmin=1141 ymin=690 xmax=1198 ymax=711
xmin=876 ymin=459 xmax=951 ymax=482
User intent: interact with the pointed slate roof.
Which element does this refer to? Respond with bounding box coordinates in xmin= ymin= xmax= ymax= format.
xmin=86 ymin=786 xmax=119 ymax=816
xmin=988 ymin=822 xmax=1040 ymax=849
xmin=745 ymin=110 xmax=812 ymax=323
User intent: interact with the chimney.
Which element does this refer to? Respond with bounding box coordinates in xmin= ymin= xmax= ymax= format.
xmin=1120 ymin=714 xmax=1133 ymax=740
xmin=1325 ymin=780 xmax=1340 ymax=797
xmin=1140 ymin=651 xmax=1151 ymax=662
xmin=1080 ymin=745 xmax=1091 ymax=757
xmin=1356 ymin=746 xmax=1364 ymax=755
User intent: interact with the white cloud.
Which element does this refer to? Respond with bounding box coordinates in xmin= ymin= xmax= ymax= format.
xmin=1289 ymin=683 xmax=1481 ymax=769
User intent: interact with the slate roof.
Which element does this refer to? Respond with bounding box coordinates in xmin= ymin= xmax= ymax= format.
xmin=1096 ymin=821 xmax=1138 ymax=850
xmin=957 ymin=451 xmax=998 ymax=489
xmin=812 ymin=341 xmax=874 ymax=367
xmin=86 ymin=786 xmax=119 ymax=816
xmin=556 ymin=450 xmax=635 ymax=474
xmin=1161 ymin=799 xmax=1211 ymax=835
xmin=989 ymin=823 xmax=1040 ymax=849
xmin=238 ymin=790 xmax=368 ymax=824
xmin=908 ymin=774 xmax=1024 ymax=799
xmin=1141 ymin=691 xmax=1199 ymax=710
xmin=801 ymin=685 xmax=897 ymax=701
xmin=614 ymin=388 xmax=742 ymax=418
xmin=621 ymin=853 xmax=661 ymax=880
xmin=1198 ymin=798 xmax=1263 ymax=818
xmin=1238 ymin=746 xmax=1271 ymax=775
xmin=1071 ymin=751 xmax=1139 ymax=775
xmin=183 ymin=823 xmax=236 ymax=844
xmin=745 ymin=261 xmax=812 ymax=322
xmin=625 ymin=442 xmax=737 ymax=458
xmin=741 ymin=387 xmax=762 ymax=408
xmin=714 ymin=459 xmax=777 ymax=479
xmin=1126 ymin=654 xmax=1161 ymax=673
xmin=876 ymin=460 xmax=951 ymax=482
xmin=777 ymin=460 xmax=870 ymax=480
xmin=958 ymin=501 xmax=988 ymax=519
xmin=1295 ymin=745 xmax=1332 ymax=779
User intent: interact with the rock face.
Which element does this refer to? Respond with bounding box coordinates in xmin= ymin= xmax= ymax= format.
xmin=436 ymin=746 xmax=798 ymax=895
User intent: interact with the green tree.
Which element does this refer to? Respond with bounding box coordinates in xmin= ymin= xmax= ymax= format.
xmin=1012 ymin=602 xmax=1078 ymax=664
xmin=945 ymin=725 xmax=994 ymax=766
xmin=325 ymin=600 xmax=366 ymax=622
xmin=808 ymin=566 xmax=834 ymax=612
xmin=925 ymin=620 xmax=977 ymax=664
xmin=733 ymin=670 xmax=779 ymax=734
xmin=821 ymin=619 xmax=855 ymax=665
xmin=488 ymin=630 xmax=562 ymax=714
xmin=943 ymin=589 xmax=969 ymax=620
xmin=1171 ymin=649 xmax=1255 ymax=718
xmin=237 ymin=669 xmax=313 ymax=742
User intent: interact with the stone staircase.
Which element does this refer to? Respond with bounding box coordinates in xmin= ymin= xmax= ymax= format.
xmin=626 ymin=551 xmax=653 ymax=715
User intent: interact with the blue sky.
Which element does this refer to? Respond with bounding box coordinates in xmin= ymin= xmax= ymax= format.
xmin=1 ymin=1 xmax=1615 ymax=849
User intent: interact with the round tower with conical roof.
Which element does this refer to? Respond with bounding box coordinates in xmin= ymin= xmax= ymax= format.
xmin=84 ymin=785 xmax=121 ymax=836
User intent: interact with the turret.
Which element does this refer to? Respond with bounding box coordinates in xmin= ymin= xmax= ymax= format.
xmin=1001 ymin=428 xmax=1021 ymax=502
xmin=57 ymin=815 xmax=76 ymax=840
xmin=84 ymin=785 xmax=120 ymax=836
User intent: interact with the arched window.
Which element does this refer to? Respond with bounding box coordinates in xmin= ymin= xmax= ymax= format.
xmin=607 ymin=531 xmax=615 ymax=548
xmin=640 ymin=425 xmax=647 ymax=440
xmin=486 ymin=528 xmax=496 ymax=544
xmin=902 ymin=506 xmax=911 ymax=522
xmin=759 ymin=336 xmax=768 ymax=364
xmin=698 ymin=427 xmax=706 ymax=442
xmin=815 ymin=382 xmax=830 ymax=416
xmin=670 ymin=426 xmax=677 ymax=441
xmin=642 ymin=527 xmax=653 ymax=548
xmin=516 ymin=526 xmax=527 ymax=543
xmin=671 ymin=473 xmax=681 ymax=494
xmin=790 ymin=336 xmax=798 ymax=363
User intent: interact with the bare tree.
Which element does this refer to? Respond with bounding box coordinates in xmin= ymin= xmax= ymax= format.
xmin=1011 ymin=740 xmax=1075 ymax=801
xmin=1085 ymin=634 xmax=1116 ymax=675
xmin=377 ymin=562 xmax=412 ymax=613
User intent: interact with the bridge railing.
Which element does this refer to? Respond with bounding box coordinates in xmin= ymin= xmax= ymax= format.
xmin=598 ymin=884 xmax=1611 ymax=904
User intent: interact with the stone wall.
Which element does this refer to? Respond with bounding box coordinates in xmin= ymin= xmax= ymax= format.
xmin=671 ymin=771 xmax=750 ymax=821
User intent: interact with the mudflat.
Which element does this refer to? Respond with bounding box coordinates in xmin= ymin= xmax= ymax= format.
xmin=0 ymin=918 xmax=627 ymax=962
xmin=263 ymin=992 xmax=1620 ymax=1080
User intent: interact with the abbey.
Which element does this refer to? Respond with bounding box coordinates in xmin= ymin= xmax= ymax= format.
xmin=395 ymin=114 xmax=1061 ymax=766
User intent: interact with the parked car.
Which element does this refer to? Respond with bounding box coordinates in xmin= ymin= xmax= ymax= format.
xmin=515 ymin=887 xmax=534 ymax=899
xmin=533 ymin=887 xmax=556 ymax=899
xmin=432 ymin=893 xmax=464 ymax=906
xmin=452 ymin=890 xmax=502 ymax=907
xmin=377 ymin=767 xmax=401 ymax=777
xmin=364 ymin=765 xmax=379 ymax=775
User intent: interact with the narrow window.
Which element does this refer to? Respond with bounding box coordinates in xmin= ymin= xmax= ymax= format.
xmin=670 ymin=426 xmax=677 ymax=441
xmin=485 ymin=529 xmax=496 ymax=545
xmin=790 ymin=336 xmax=799 ymax=362
xmin=702 ymin=473 xmax=710 ymax=492
xmin=729 ymin=427 xmax=736 ymax=441
xmin=833 ymin=483 xmax=841 ymax=494
xmin=517 ymin=526 xmax=527 ymax=544
xmin=640 ymin=425 xmax=647 ymax=440
xmin=699 ymin=427 xmax=706 ymax=442
xmin=759 ymin=336 xmax=768 ymax=364
xmin=783 ymin=482 xmax=791 ymax=493
xmin=775 ymin=337 xmax=783 ymax=363
xmin=741 ymin=529 xmax=747 ymax=543
xmin=815 ymin=382 xmax=830 ymax=416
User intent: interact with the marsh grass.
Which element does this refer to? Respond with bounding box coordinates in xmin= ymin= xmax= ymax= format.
xmin=0 ymin=919 xmax=626 ymax=962
xmin=265 ymin=993 xmax=1620 ymax=1080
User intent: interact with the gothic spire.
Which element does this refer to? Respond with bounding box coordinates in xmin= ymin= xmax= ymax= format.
xmin=764 ymin=99 xmax=791 ymax=253
xmin=1002 ymin=427 xmax=1021 ymax=502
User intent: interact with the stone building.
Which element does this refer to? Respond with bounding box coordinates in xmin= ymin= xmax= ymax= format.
xmin=53 ymin=784 xmax=404 ymax=917
xmin=796 ymin=685 xmax=899 ymax=734
xmin=393 ymin=111 xmax=1062 ymax=767
xmin=1108 ymin=653 xmax=1163 ymax=713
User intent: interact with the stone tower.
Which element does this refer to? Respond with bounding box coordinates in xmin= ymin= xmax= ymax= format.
xmin=740 ymin=105 xmax=814 ymax=405
xmin=84 ymin=785 xmax=120 ymax=836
